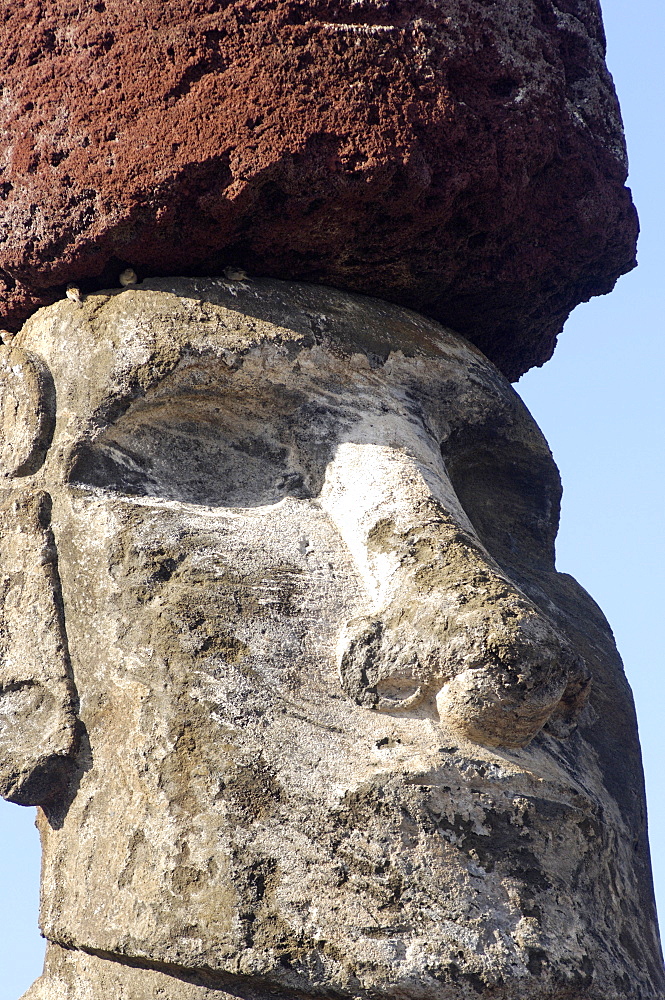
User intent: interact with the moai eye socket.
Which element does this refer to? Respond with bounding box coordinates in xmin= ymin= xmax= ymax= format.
xmin=67 ymin=370 xmax=330 ymax=508
xmin=69 ymin=403 xmax=305 ymax=508
xmin=443 ymin=418 xmax=562 ymax=577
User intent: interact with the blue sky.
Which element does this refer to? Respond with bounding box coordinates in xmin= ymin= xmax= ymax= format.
xmin=519 ymin=0 xmax=665 ymax=926
xmin=0 ymin=2 xmax=662 ymax=995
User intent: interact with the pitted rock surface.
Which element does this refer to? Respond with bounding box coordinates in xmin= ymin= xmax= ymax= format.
xmin=0 ymin=0 xmax=637 ymax=379
xmin=5 ymin=279 xmax=663 ymax=999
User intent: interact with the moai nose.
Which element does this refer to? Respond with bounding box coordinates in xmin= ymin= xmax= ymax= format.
xmin=431 ymin=595 xmax=589 ymax=748
xmin=322 ymin=441 xmax=589 ymax=748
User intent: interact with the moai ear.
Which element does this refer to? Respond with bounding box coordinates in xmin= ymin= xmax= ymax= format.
xmin=0 ymin=489 xmax=80 ymax=805
xmin=0 ymin=345 xmax=56 ymax=478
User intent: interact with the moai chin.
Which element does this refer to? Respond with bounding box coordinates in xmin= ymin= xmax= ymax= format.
xmin=1 ymin=278 xmax=662 ymax=1000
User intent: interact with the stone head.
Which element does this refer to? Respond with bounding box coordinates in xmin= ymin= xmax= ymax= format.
xmin=0 ymin=278 xmax=661 ymax=998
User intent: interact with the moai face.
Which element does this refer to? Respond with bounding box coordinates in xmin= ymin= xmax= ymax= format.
xmin=1 ymin=279 xmax=662 ymax=999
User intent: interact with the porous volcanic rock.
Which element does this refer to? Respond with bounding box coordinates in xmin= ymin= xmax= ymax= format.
xmin=0 ymin=0 xmax=637 ymax=379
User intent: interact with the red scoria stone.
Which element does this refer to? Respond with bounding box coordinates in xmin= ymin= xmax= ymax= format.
xmin=0 ymin=0 xmax=637 ymax=379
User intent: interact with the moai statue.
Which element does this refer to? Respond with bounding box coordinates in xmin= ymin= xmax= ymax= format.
xmin=0 ymin=278 xmax=662 ymax=1000
xmin=0 ymin=0 xmax=661 ymax=993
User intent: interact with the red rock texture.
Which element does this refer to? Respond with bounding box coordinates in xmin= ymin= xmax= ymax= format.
xmin=0 ymin=0 xmax=637 ymax=379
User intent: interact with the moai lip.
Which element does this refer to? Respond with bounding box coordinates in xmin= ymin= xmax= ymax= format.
xmin=3 ymin=278 xmax=662 ymax=1000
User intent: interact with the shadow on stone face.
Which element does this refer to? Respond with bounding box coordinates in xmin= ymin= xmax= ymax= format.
xmin=40 ymin=722 xmax=93 ymax=832
xmin=5 ymin=279 xmax=664 ymax=999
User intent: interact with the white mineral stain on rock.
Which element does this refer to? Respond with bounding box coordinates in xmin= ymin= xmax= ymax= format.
xmin=4 ymin=278 xmax=662 ymax=999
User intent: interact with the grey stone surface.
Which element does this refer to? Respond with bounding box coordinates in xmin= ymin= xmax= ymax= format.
xmin=0 ymin=278 xmax=662 ymax=998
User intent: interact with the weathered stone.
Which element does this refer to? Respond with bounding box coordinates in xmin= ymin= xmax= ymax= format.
xmin=1 ymin=279 xmax=661 ymax=999
xmin=0 ymin=488 xmax=79 ymax=806
xmin=22 ymin=944 xmax=244 ymax=1000
xmin=0 ymin=348 xmax=55 ymax=478
xmin=0 ymin=0 xmax=637 ymax=379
